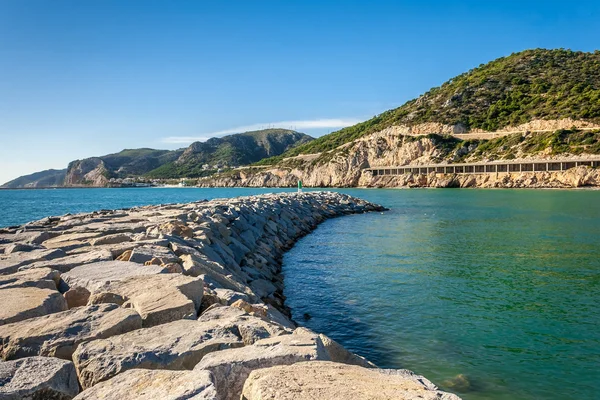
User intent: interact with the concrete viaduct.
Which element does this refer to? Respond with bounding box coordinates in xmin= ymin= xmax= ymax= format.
xmin=366 ymin=158 xmax=600 ymax=177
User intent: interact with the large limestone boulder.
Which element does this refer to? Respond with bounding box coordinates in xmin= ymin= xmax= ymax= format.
xmin=0 ymin=356 xmax=80 ymax=400
xmin=0 ymin=231 xmax=50 ymax=245
xmin=180 ymin=253 xmax=231 ymax=278
xmin=0 ymin=303 xmax=142 ymax=360
xmin=72 ymin=368 xmax=218 ymax=400
xmin=293 ymin=327 xmax=376 ymax=368
xmin=152 ymin=220 xmax=194 ymax=238
xmin=213 ymin=288 xmax=250 ymax=305
xmin=4 ymin=242 xmax=42 ymax=254
xmin=0 ymin=267 xmax=60 ymax=290
xmin=0 ymin=248 xmax=66 ymax=275
xmin=87 ymin=274 xmax=203 ymax=327
xmin=89 ymin=233 xmax=132 ymax=246
xmin=42 ymin=231 xmax=104 ymax=248
xmin=72 ymin=319 xmax=244 ymax=389
xmin=20 ymin=250 xmax=113 ymax=273
xmin=241 ymin=361 xmax=462 ymax=400
xmin=249 ymin=278 xmax=278 ymax=298
xmin=0 ymin=287 xmax=68 ymax=325
xmin=198 ymin=304 xmax=290 ymax=345
xmin=193 ymin=330 xmax=329 ymax=400
xmin=61 ymin=261 xmax=168 ymax=292
xmin=128 ymin=245 xmax=180 ymax=264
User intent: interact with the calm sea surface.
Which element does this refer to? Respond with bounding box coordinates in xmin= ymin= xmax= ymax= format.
xmin=1 ymin=187 xmax=599 ymax=399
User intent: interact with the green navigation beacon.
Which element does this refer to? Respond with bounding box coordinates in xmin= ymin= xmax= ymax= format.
xmin=297 ymin=180 xmax=302 ymax=193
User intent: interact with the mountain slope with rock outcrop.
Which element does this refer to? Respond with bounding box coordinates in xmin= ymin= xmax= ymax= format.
xmin=1 ymin=169 xmax=67 ymax=189
xmin=146 ymin=129 xmax=313 ymax=179
xmin=257 ymin=48 xmax=600 ymax=162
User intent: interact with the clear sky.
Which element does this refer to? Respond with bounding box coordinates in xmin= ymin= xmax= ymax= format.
xmin=1 ymin=0 xmax=599 ymax=183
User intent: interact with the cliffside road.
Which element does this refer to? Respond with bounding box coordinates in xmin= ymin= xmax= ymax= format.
xmin=0 ymin=192 xmax=460 ymax=399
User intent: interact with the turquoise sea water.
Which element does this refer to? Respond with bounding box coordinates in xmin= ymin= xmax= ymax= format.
xmin=1 ymin=188 xmax=599 ymax=399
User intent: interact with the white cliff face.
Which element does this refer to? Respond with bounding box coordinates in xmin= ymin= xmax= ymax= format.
xmin=199 ymin=133 xmax=464 ymax=188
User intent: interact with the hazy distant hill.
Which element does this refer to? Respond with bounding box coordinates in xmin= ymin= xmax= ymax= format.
xmin=2 ymin=129 xmax=313 ymax=187
xmin=1 ymin=169 xmax=67 ymax=188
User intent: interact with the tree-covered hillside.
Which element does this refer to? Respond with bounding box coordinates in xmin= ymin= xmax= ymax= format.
xmin=100 ymin=148 xmax=184 ymax=178
xmin=259 ymin=49 xmax=600 ymax=163
xmin=147 ymin=129 xmax=313 ymax=178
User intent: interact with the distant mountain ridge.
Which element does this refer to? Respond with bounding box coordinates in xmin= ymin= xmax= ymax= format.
xmin=147 ymin=129 xmax=313 ymax=179
xmin=1 ymin=169 xmax=67 ymax=189
xmin=2 ymin=129 xmax=313 ymax=188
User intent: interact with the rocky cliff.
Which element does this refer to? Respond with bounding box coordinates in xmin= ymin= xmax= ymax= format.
xmin=64 ymin=158 xmax=110 ymax=187
xmin=198 ymin=48 xmax=600 ymax=189
xmin=198 ymin=126 xmax=600 ymax=188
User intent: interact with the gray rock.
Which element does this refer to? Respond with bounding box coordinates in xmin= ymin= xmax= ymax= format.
xmin=0 ymin=267 xmax=60 ymax=290
xmin=0 ymin=303 xmax=142 ymax=360
xmin=241 ymin=361 xmax=462 ymax=400
xmin=20 ymin=250 xmax=113 ymax=273
xmin=90 ymin=233 xmax=133 ymax=246
xmin=293 ymin=327 xmax=376 ymax=368
xmin=0 ymin=231 xmax=51 ymax=245
xmin=88 ymin=274 xmax=203 ymax=327
xmin=0 ymin=248 xmax=66 ymax=275
xmin=41 ymin=232 xmax=103 ymax=248
xmin=249 ymin=278 xmax=277 ymax=298
xmin=61 ymin=261 xmax=168 ymax=292
xmin=64 ymin=286 xmax=92 ymax=308
xmin=72 ymin=319 xmax=243 ymax=389
xmin=72 ymin=368 xmax=218 ymax=400
xmin=128 ymin=245 xmax=180 ymax=264
xmin=264 ymin=305 xmax=295 ymax=330
xmin=180 ymin=253 xmax=240 ymax=280
xmin=0 ymin=356 xmax=80 ymax=400
xmin=0 ymin=287 xmax=68 ymax=325
xmin=194 ymin=330 xmax=329 ymax=400
xmin=214 ymin=288 xmax=250 ymax=305
xmin=4 ymin=242 xmax=41 ymax=254
xmin=198 ymin=304 xmax=290 ymax=345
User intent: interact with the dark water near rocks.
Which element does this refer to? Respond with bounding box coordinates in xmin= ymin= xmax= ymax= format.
xmin=1 ymin=187 xmax=599 ymax=399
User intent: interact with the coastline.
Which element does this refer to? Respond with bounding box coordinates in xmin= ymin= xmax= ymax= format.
xmin=194 ymin=166 xmax=600 ymax=189
xmin=0 ymin=192 xmax=461 ymax=399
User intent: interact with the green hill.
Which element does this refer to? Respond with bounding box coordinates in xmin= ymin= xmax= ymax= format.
xmin=1 ymin=169 xmax=67 ymax=188
xmin=146 ymin=129 xmax=313 ymax=178
xmin=258 ymin=49 xmax=600 ymax=164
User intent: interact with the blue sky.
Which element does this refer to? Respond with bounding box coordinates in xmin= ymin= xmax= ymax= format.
xmin=1 ymin=0 xmax=599 ymax=183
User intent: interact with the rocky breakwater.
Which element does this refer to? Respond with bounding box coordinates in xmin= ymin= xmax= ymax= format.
xmin=0 ymin=192 xmax=459 ymax=400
